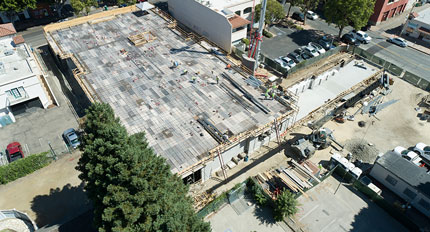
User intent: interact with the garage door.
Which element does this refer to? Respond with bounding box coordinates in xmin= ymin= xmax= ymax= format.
xmin=10 ymin=98 xmax=43 ymax=117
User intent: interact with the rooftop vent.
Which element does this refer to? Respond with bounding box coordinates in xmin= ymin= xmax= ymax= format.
xmin=4 ymin=50 xmax=14 ymax=56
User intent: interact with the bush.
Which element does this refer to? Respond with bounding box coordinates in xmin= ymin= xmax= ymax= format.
xmin=263 ymin=30 xmax=273 ymax=38
xmin=294 ymin=25 xmax=303 ymax=30
xmin=273 ymin=189 xmax=298 ymax=222
xmin=241 ymin=38 xmax=250 ymax=46
xmin=252 ymin=184 xmax=267 ymax=206
xmin=0 ymin=152 xmax=51 ymax=185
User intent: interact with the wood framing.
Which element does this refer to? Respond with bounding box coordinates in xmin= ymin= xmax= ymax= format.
xmin=128 ymin=31 xmax=157 ymax=46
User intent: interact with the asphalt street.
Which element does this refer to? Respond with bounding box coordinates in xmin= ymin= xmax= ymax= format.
xmin=262 ymin=3 xmax=429 ymax=79
xmin=18 ymin=26 xmax=47 ymax=49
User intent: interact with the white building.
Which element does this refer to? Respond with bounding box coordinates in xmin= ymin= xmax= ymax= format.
xmin=402 ymin=7 xmax=430 ymax=43
xmin=0 ymin=23 xmax=52 ymax=127
xmin=168 ymin=0 xmax=260 ymax=53
xmin=370 ymin=151 xmax=430 ymax=218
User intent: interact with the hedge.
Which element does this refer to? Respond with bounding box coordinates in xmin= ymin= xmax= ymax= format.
xmin=0 ymin=152 xmax=51 ymax=185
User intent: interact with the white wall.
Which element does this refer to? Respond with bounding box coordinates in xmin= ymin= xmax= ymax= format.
xmin=288 ymin=69 xmax=338 ymax=96
xmin=232 ymin=28 xmax=248 ymax=43
xmin=370 ymin=163 xmax=430 ymax=217
xmin=0 ymin=75 xmax=49 ymax=108
xmin=227 ymin=0 xmax=261 ymax=20
xmin=168 ymin=0 xmax=233 ymax=52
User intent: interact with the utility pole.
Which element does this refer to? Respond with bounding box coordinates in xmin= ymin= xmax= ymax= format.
xmin=399 ymin=3 xmax=416 ymax=36
xmin=48 ymin=141 xmax=57 ymax=160
xmin=253 ymin=0 xmax=268 ymax=72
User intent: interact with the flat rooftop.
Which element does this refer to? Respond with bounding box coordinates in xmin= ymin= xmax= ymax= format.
xmin=48 ymin=9 xmax=289 ymax=173
xmin=415 ymin=7 xmax=430 ymax=25
xmin=196 ymin=0 xmax=252 ymax=12
xmin=288 ymin=60 xmax=379 ymax=121
xmin=0 ymin=41 xmax=39 ymax=86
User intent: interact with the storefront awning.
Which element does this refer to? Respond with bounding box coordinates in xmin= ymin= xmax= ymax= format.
xmin=228 ymin=15 xmax=251 ymax=29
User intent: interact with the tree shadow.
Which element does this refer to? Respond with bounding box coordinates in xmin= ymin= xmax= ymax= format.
xmin=252 ymin=204 xmax=278 ymax=227
xmin=289 ymin=29 xmax=326 ymax=47
xmin=31 ymin=182 xmax=92 ymax=229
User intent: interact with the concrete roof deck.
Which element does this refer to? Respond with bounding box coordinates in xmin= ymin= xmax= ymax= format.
xmin=49 ymin=10 xmax=288 ymax=173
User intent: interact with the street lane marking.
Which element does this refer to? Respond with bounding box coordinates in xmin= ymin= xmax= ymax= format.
xmin=298 ymin=205 xmax=319 ymax=221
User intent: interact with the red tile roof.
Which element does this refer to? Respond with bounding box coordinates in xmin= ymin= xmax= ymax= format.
xmin=0 ymin=23 xmax=17 ymax=37
xmin=228 ymin=15 xmax=250 ymax=29
xmin=13 ymin=35 xmax=25 ymax=45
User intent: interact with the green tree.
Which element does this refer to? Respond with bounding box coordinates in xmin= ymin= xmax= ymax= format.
xmin=300 ymin=0 xmax=319 ymax=25
xmin=116 ymin=0 xmax=136 ymax=6
xmin=273 ymin=190 xmax=298 ymax=222
xmin=286 ymin=0 xmax=303 ymax=18
xmin=0 ymin=0 xmax=37 ymax=23
xmin=70 ymin=0 xmax=96 ymax=16
xmin=255 ymin=0 xmax=285 ymax=28
xmin=324 ymin=0 xmax=375 ymax=39
xmin=77 ymin=103 xmax=210 ymax=232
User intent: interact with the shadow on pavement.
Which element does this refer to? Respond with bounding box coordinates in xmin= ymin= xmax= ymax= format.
xmin=289 ymin=29 xmax=325 ymax=47
xmin=253 ymin=205 xmax=278 ymax=227
xmin=31 ymin=182 xmax=91 ymax=228
xmin=38 ymin=45 xmax=87 ymax=117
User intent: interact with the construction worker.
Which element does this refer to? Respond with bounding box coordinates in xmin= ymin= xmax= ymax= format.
xmin=172 ymin=61 xmax=179 ymax=68
xmin=192 ymin=76 xmax=197 ymax=83
xmin=265 ymin=88 xmax=270 ymax=99
xmin=272 ymin=90 xmax=276 ymax=99
xmin=216 ymin=76 xmax=220 ymax=84
xmin=182 ymin=69 xmax=188 ymax=75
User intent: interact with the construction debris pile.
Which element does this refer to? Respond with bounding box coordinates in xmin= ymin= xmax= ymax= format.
xmin=345 ymin=138 xmax=379 ymax=163
xmin=255 ymin=160 xmax=320 ymax=199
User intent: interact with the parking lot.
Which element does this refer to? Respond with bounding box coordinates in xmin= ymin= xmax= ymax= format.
xmin=0 ymin=48 xmax=79 ymax=156
xmin=207 ymin=197 xmax=291 ymax=232
xmin=296 ymin=176 xmax=407 ymax=232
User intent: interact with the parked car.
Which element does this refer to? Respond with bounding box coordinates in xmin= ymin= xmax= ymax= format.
xmin=308 ymin=42 xmax=325 ymax=54
xmin=341 ymin=33 xmax=360 ymax=46
xmin=351 ymin=30 xmax=371 ymax=44
xmin=6 ymin=142 xmax=24 ymax=163
xmin=386 ymin=37 xmax=407 ymax=47
xmin=414 ymin=142 xmax=430 ymax=157
xmin=274 ymin=58 xmax=291 ymax=70
xmin=292 ymin=12 xmax=305 ymax=22
xmin=318 ymin=36 xmax=336 ymax=50
xmin=304 ymin=45 xmax=319 ymax=57
xmin=306 ymin=11 xmax=318 ymax=20
xmin=63 ymin=128 xmax=81 ymax=149
xmin=294 ymin=48 xmax=312 ymax=60
xmin=280 ymin=56 xmax=296 ymax=68
xmin=287 ymin=52 xmax=304 ymax=64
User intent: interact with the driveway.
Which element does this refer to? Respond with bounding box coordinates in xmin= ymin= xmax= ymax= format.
xmin=296 ymin=176 xmax=407 ymax=232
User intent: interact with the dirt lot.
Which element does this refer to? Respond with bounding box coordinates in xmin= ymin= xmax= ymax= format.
xmin=0 ymin=151 xmax=89 ymax=227
xmin=291 ymin=77 xmax=430 ymax=166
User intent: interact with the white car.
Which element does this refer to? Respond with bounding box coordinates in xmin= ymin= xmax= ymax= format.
xmin=308 ymin=42 xmax=325 ymax=54
xmin=307 ymin=11 xmax=318 ymax=20
xmin=414 ymin=142 xmax=430 ymax=157
xmin=351 ymin=30 xmax=371 ymax=44
xmin=387 ymin=37 xmax=407 ymax=47
xmin=280 ymin=56 xmax=296 ymax=68
xmin=304 ymin=45 xmax=319 ymax=57
xmin=274 ymin=58 xmax=291 ymax=70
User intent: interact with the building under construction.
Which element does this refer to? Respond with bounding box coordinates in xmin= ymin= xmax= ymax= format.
xmin=44 ymin=4 xmax=298 ymax=183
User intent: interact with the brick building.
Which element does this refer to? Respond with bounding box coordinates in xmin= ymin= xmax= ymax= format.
xmin=369 ymin=0 xmax=410 ymax=25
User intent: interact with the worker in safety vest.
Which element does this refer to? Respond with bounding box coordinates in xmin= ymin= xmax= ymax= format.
xmin=192 ymin=76 xmax=197 ymax=83
xmin=265 ymin=88 xmax=270 ymax=99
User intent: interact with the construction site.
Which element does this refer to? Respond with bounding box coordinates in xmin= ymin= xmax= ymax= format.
xmin=43 ymin=2 xmax=429 ymax=196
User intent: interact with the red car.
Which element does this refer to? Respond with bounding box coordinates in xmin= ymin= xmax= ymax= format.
xmin=6 ymin=142 xmax=24 ymax=163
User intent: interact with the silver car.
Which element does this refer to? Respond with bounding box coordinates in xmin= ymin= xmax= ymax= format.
xmin=280 ymin=56 xmax=296 ymax=68
xmin=387 ymin=37 xmax=407 ymax=47
xmin=308 ymin=42 xmax=325 ymax=54
xmin=304 ymin=46 xmax=319 ymax=57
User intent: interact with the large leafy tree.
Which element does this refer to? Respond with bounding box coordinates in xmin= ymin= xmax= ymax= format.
xmin=70 ymin=0 xmax=97 ymax=16
xmin=273 ymin=190 xmax=298 ymax=222
xmin=0 ymin=0 xmax=37 ymax=23
xmin=77 ymin=103 xmax=210 ymax=232
xmin=300 ymin=0 xmax=319 ymax=25
xmin=116 ymin=0 xmax=136 ymax=6
xmin=255 ymin=0 xmax=285 ymax=28
xmin=324 ymin=0 xmax=376 ymax=38
xmin=286 ymin=0 xmax=303 ymax=18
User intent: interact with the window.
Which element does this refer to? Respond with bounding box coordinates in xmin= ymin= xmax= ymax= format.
xmin=244 ymin=7 xmax=252 ymax=14
xmin=385 ymin=175 xmax=398 ymax=186
xmin=418 ymin=199 xmax=430 ymax=211
xmin=232 ymin=26 xmax=245 ymax=33
xmin=235 ymin=10 xmax=241 ymax=16
xmin=388 ymin=0 xmax=395 ymax=3
xmin=6 ymin=87 xmax=25 ymax=100
xmin=403 ymin=188 xmax=417 ymax=200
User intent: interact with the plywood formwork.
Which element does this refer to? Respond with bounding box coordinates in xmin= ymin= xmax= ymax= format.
xmin=128 ymin=31 xmax=157 ymax=46
xmin=46 ymin=7 xmax=297 ymax=176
